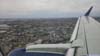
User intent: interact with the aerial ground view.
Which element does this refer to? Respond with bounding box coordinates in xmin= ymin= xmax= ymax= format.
xmin=0 ymin=17 xmax=100 ymax=56
xmin=0 ymin=0 xmax=100 ymax=56
xmin=0 ymin=18 xmax=77 ymax=55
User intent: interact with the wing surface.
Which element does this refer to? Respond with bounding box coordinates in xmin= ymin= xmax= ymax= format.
xmin=75 ymin=16 xmax=100 ymax=56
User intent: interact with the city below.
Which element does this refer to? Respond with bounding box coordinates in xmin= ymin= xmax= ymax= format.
xmin=0 ymin=17 xmax=100 ymax=56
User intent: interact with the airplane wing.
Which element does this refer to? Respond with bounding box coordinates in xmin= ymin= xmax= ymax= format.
xmin=8 ymin=6 xmax=100 ymax=56
xmin=74 ymin=16 xmax=100 ymax=56
xmin=67 ymin=6 xmax=100 ymax=56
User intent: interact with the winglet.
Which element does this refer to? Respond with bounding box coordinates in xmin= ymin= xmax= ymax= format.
xmin=84 ymin=6 xmax=93 ymax=16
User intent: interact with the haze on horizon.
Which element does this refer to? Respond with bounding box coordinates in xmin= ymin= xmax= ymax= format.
xmin=0 ymin=0 xmax=100 ymax=18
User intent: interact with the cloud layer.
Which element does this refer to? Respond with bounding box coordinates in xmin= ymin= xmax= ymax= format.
xmin=0 ymin=0 xmax=100 ymax=18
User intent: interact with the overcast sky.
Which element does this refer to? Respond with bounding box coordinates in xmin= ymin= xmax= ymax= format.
xmin=0 ymin=0 xmax=100 ymax=18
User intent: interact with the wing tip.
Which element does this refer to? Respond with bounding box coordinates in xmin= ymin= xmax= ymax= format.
xmin=84 ymin=6 xmax=93 ymax=16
